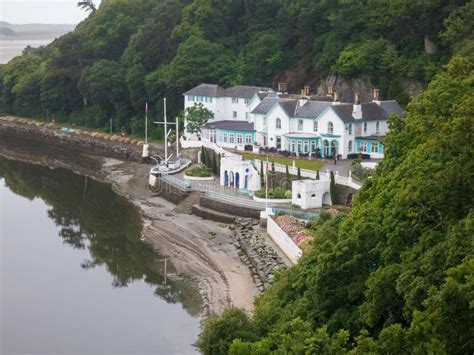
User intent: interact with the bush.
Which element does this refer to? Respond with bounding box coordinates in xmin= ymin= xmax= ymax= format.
xmin=255 ymin=187 xmax=290 ymax=199
xmin=185 ymin=165 xmax=212 ymax=177
xmin=284 ymin=189 xmax=292 ymax=199
xmin=197 ymin=307 xmax=257 ymax=355
xmin=351 ymin=160 xmax=374 ymax=182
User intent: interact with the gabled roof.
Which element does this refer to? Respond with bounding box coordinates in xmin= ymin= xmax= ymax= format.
xmin=251 ymin=97 xmax=280 ymax=114
xmin=184 ymin=84 xmax=273 ymax=99
xmin=331 ymin=102 xmax=397 ymax=123
xmin=202 ymin=120 xmax=255 ymax=131
xmin=279 ymin=100 xmax=298 ymax=117
xmin=184 ymin=84 xmax=225 ymax=97
xmin=295 ymin=101 xmax=332 ymax=119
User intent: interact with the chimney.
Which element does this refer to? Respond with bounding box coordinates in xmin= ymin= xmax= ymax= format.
xmin=332 ymin=91 xmax=340 ymax=105
xmin=372 ymin=88 xmax=381 ymax=104
xmin=304 ymin=85 xmax=310 ymax=96
xmin=278 ymin=82 xmax=288 ymax=93
xmin=352 ymin=93 xmax=362 ymax=119
xmin=327 ymin=86 xmax=334 ymax=97
xmin=300 ymin=89 xmax=306 ymax=97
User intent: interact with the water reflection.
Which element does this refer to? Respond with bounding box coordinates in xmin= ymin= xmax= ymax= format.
xmin=0 ymin=156 xmax=202 ymax=315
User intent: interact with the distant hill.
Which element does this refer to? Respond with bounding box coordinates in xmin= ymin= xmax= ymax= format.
xmin=0 ymin=21 xmax=75 ymax=35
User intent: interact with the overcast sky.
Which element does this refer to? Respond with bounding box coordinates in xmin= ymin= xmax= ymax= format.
xmin=1 ymin=0 xmax=102 ymax=24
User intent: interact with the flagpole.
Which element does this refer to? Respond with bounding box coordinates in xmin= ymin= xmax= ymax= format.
xmin=265 ymin=156 xmax=269 ymax=211
xmin=164 ymin=98 xmax=167 ymax=165
xmin=145 ymin=102 xmax=148 ymax=144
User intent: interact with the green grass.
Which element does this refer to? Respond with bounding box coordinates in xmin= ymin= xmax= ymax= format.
xmin=240 ymin=152 xmax=325 ymax=171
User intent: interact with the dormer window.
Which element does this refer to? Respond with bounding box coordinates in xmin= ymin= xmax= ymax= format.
xmin=233 ymin=111 xmax=237 ymax=119
xmin=328 ymin=121 xmax=334 ymax=134
xmin=313 ymin=121 xmax=318 ymax=132
xmin=232 ymin=97 xmax=239 ymax=104
xmin=364 ymin=122 xmax=367 ymax=133
xmin=276 ymin=118 xmax=282 ymax=129
xmin=298 ymin=119 xmax=304 ymax=131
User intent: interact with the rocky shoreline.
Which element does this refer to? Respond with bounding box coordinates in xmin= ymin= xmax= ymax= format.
xmin=232 ymin=218 xmax=286 ymax=292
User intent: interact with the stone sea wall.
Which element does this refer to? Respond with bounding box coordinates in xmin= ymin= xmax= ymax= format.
xmin=0 ymin=116 xmax=148 ymax=161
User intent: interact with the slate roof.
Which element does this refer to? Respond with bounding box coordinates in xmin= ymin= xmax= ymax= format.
xmin=331 ymin=102 xmax=401 ymax=123
xmin=295 ymin=101 xmax=332 ymax=118
xmin=202 ymin=120 xmax=255 ymax=131
xmin=184 ymin=84 xmax=226 ymax=97
xmin=279 ymin=100 xmax=298 ymax=117
xmin=378 ymin=100 xmax=404 ymax=117
xmin=252 ymin=97 xmax=279 ymax=114
xmin=225 ymin=85 xmax=272 ymax=99
xmin=184 ymin=84 xmax=272 ymax=99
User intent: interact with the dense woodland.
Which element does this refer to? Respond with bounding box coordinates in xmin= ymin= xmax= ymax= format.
xmin=1 ymin=1 xmax=473 ymax=352
xmin=0 ymin=0 xmax=472 ymax=139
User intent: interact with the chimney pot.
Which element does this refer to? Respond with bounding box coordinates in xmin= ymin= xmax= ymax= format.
xmin=327 ymin=86 xmax=334 ymax=96
xmin=373 ymin=88 xmax=380 ymax=101
xmin=278 ymin=82 xmax=288 ymax=93
xmin=304 ymin=85 xmax=310 ymax=96
xmin=333 ymin=91 xmax=340 ymax=104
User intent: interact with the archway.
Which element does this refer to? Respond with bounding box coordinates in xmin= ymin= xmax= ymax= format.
xmin=224 ymin=170 xmax=228 ymax=186
xmin=244 ymin=175 xmax=248 ymax=189
xmin=235 ymin=172 xmax=240 ymax=188
xmin=229 ymin=171 xmax=234 ymax=187
xmin=346 ymin=192 xmax=353 ymax=206
xmin=322 ymin=191 xmax=331 ymax=205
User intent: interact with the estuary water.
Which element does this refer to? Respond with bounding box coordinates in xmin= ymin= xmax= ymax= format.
xmin=0 ymin=157 xmax=201 ymax=354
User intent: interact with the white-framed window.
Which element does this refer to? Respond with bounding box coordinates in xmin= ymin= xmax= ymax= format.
xmin=245 ymin=134 xmax=252 ymax=144
xmin=218 ymin=132 xmax=223 ymax=142
xmin=232 ymin=97 xmax=239 ymax=104
xmin=245 ymin=112 xmax=250 ymax=120
xmin=188 ymin=95 xmax=192 ymax=101
xmin=237 ymin=134 xmax=243 ymax=144
xmin=313 ymin=121 xmax=318 ymax=132
xmin=364 ymin=121 xmax=367 ymax=133
xmin=360 ymin=141 xmax=368 ymax=152
xmin=348 ymin=123 xmax=352 ymax=135
xmin=376 ymin=121 xmax=380 ymax=134
xmin=291 ymin=141 xmax=295 ymax=152
xmin=263 ymin=117 xmax=268 ymax=126
xmin=276 ymin=118 xmax=281 ymax=129
xmin=298 ymin=119 xmax=304 ymax=131
xmin=311 ymin=140 xmax=316 ymax=152
xmin=209 ymin=97 xmax=212 ymax=103
xmin=348 ymin=140 xmax=352 ymax=152
xmin=328 ymin=121 xmax=334 ymax=134
xmin=233 ymin=111 xmax=237 ymax=119
xmin=304 ymin=141 xmax=309 ymax=153
xmin=223 ymin=133 xmax=228 ymax=143
xmin=297 ymin=140 xmax=302 ymax=152
xmin=244 ymin=98 xmax=249 ymax=104
xmin=371 ymin=142 xmax=379 ymax=153
xmin=230 ymin=133 xmax=235 ymax=144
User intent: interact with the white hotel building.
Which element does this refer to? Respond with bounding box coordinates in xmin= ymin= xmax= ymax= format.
xmin=183 ymin=84 xmax=403 ymax=159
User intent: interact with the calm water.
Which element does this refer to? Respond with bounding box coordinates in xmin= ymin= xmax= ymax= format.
xmin=0 ymin=37 xmax=58 ymax=64
xmin=0 ymin=157 xmax=201 ymax=354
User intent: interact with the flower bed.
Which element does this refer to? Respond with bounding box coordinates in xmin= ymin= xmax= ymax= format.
xmin=273 ymin=215 xmax=314 ymax=251
xmin=185 ymin=165 xmax=212 ymax=177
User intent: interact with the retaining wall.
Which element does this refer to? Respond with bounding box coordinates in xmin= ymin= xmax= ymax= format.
xmin=200 ymin=195 xmax=262 ymax=219
xmin=267 ymin=216 xmax=302 ymax=264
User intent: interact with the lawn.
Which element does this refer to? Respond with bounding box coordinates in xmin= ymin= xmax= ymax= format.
xmin=240 ymin=152 xmax=326 ymax=171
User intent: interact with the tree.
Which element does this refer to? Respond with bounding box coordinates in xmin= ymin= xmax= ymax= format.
xmin=316 ymin=170 xmax=320 ymax=180
xmin=184 ymin=103 xmax=214 ymax=134
xmin=77 ymin=0 xmax=96 ymax=13
xmin=260 ymin=160 xmax=265 ymax=188
xmin=329 ymin=171 xmax=337 ymax=204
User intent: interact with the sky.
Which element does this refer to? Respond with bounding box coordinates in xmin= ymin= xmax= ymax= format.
xmin=1 ymin=0 xmax=102 ymax=24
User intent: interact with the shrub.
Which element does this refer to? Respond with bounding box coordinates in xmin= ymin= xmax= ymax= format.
xmin=185 ymin=165 xmax=212 ymax=177
xmin=284 ymin=189 xmax=292 ymax=199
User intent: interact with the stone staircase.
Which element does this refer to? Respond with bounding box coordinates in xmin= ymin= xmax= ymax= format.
xmin=173 ymin=192 xmax=201 ymax=214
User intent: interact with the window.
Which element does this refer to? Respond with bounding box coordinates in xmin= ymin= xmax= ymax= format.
xmin=360 ymin=141 xmax=368 ymax=152
xmin=328 ymin=121 xmax=334 ymax=134
xmin=263 ymin=117 xmax=268 ymax=126
xmin=218 ymin=132 xmax=223 ymax=142
xmin=298 ymin=119 xmax=304 ymax=131
xmin=291 ymin=141 xmax=295 ymax=152
xmin=223 ymin=133 xmax=228 ymax=143
xmin=245 ymin=112 xmax=250 ymax=120
xmin=209 ymin=97 xmax=212 ymax=103
xmin=348 ymin=140 xmax=352 ymax=152
xmin=376 ymin=121 xmax=380 ymax=134
xmin=311 ymin=141 xmax=316 ymax=152
xmin=244 ymin=98 xmax=249 ymax=104
xmin=187 ymin=95 xmax=192 ymax=101
xmin=313 ymin=121 xmax=318 ymax=132
xmin=245 ymin=134 xmax=252 ymax=144
xmin=233 ymin=111 xmax=237 ymax=119
xmin=304 ymin=141 xmax=309 ymax=153
xmin=371 ymin=142 xmax=379 ymax=153
xmin=364 ymin=121 xmax=367 ymax=133
xmin=297 ymin=140 xmax=302 ymax=152
xmin=237 ymin=134 xmax=243 ymax=144
xmin=276 ymin=118 xmax=282 ymax=129
xmin=232 ymin=97 xmax=239 ymax=104
xmin=348 ymin=123 xmax=352 ymax=135
xmin=230 ymin=133 xmax=235 ymax=144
